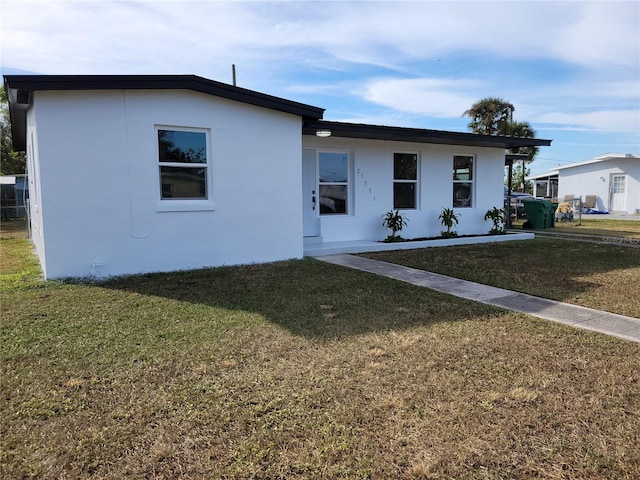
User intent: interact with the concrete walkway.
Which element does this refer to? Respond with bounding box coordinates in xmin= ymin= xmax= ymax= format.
xmin=316 ymin=254 xmax=640 ymax=344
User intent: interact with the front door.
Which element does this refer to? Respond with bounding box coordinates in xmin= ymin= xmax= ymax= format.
xmin=610 ymin=174 xmax=626 ymax=213
xmin=302 ymin=149 xmax=319 ymax=237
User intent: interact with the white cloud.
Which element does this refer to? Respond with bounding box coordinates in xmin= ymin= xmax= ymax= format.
xmin=360 ymin=77 xmax=480 ymax=118
xmin=535 ymin=109 xmax=640 ymax=134
xmin=3 ymin=1 xmax=638 ymax=76
xmin=551 ymin=1 xmax=640 ymax=68
xmin=1 ymin=0 xmax=637 ymax=157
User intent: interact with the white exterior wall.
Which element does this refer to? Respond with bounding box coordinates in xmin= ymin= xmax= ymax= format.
xmin=558 ymin=158 xmax=640 ymax=214
xmin=29 ymin=89 xmax=303 ymax=279
xmin=25 ymin=109 xmax=47 ymax=275
xmin=302 ymin=136 xmax=505 ymax=241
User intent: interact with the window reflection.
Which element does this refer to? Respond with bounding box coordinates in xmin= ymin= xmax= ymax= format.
xmin=453 ymin=182 xmax=472 ymax=207
xmin=394 ymin=153 xmax=417 ymax=180
xmin=319 ymin=152 xmax=349 ymax=215
xmin=453 ymin=156 xmax=474 ymax=207
xmin=158 ymin=128 xmax=208 ymax=200
xmin=394 ymin=183 xmax=416 ymax=209
xmin=453 ymin=156 xmax=473 ymax=181
xmin=160 ymin=167 xmax=207 ymax=199
xmin=158 ymin=130 xmax=207 ymax=164
xmin=394 ymin=153 xmax=418 ymax=209
xmin=319 ymin=153 xmax=348 ymax=183
xmin=319 ymin=185 xmax=347 ymax=214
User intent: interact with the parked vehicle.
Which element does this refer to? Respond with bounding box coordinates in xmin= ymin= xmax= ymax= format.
xmin=504 ymin=186 xmax=533 ymax=218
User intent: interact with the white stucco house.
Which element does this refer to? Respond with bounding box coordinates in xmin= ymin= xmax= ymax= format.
xmin=4 ymin=74 xmax=551 ymax=279
xmin=529 ymin=154 xmax=639 ymax=214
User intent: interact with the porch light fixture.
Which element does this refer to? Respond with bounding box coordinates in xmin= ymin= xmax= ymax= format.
xmin=315 ymin=129 xmax=331 ymax=137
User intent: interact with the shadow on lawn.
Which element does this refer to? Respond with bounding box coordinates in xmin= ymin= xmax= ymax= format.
xmin=99 ymin=258 xmax=502 ymax=340
xmin=362 ymin=238 xmax=640 ymax=315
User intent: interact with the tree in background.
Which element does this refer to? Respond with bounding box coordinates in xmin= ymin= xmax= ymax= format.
xmin=463 ymin=97 xmax=537 ymax=193
xmin=510 ymin=162 xmax=532 ymax=194
xmin=463 ymin=97 xmax=514 ymax=136
xmin=507 ymin=120 xmax=537 ymax=193
xmin=1 ymin=86 xmax=27 ymax=175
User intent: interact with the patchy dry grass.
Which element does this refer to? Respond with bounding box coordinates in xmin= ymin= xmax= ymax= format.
xmin=2 ymin=239 xmax=639 ymax=479
xmin=364 ymin=237 xmax=640 ymax=318
xmin=551 ymin=218 xmax=640 ymax=239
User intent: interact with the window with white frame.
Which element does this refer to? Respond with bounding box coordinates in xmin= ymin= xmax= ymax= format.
xmin=158 ymin=128 xmax=208 ymax=200
xmin=453 ymin=155 xmax=474 ymax=207
xmin=319 ymin=151 xmax=349 ymax=215
xmin=393 ymin=152 xmax=418 ymax=209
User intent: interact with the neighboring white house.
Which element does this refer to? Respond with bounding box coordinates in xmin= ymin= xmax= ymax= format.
xmin=528 ymin=170 xmax=559 ymax=200
xmin=529 ymin=154 xmax=639 ymax=214
xmin=0 ymin=174 xmax=28 ymax=220
xmin=4 ymin=74 xmax=551 ymax=279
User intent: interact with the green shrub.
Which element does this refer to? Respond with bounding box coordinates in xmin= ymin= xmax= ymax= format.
xmin=382 ymin=210 xmax=408 ymax=242
xmin=484 ymin=207 xmax=506 ymax=234
xmin=439 ymin=208 xmax=459 ymax=238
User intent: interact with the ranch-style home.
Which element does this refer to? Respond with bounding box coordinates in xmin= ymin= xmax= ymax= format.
xmin=530 ymin=154 xmax=639 ymax=215
xmin=4 ymin=74 xmax=551 ymax=279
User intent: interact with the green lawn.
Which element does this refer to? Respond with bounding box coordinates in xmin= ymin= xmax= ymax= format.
xmin=2 ymin=238 xmax=639 ymax=479
xmin=510 ymin=218 xmax=640 ymax=240
xmin=363 ymin=236 xmax=640 ymax=318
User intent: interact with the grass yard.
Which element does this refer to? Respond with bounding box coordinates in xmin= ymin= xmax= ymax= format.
xmin=510 ymin=218 xmax=640 ymax=241
xmin=2 ymin=237 xmax=640 ymax=479
xmin=551 ymin=218 xmax=640 ymax=240
xmin=364 ymin=237 xmax=640 ymax=319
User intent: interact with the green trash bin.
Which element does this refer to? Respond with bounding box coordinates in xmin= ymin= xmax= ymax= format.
xmin=522 ymin=199 xmax=549 ymax=229
xmin=543 ymin=200 xmax=556 ymax=228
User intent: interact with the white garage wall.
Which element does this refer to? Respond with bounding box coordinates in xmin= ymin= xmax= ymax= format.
xmin=303 ymin=136 xmax=505 ymax=242
xmin=30 ymin=89 xmax=303 ymax=279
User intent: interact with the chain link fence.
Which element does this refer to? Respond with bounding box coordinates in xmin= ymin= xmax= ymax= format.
xmin=554 ymin=197 xmax=583 ymax=226
xmin=1 ymin=205 xmax=30 ymax=239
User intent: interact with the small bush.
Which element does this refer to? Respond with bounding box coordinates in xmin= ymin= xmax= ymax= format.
xmin=438 ymin=208 xmax=459 ymax=238
xmin=382 ymin=210 xmax=408 ymax=241
xmin=484 ymin=207 xmax=506 ymax=234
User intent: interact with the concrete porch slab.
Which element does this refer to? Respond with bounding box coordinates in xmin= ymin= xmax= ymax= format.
xmin=304 ymin=232 xmax=535 ymax=257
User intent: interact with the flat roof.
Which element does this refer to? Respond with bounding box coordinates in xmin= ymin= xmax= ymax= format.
xmin=303 ymin=120 xmax=552 ymax=150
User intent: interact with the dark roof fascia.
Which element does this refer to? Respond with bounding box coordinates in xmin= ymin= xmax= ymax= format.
xmin=4 ymin=74 xmax=325 ymax=120
xmin=303 ymin=120 xmax=552 ymax=150
xmin=4 ymin=74 xmax=326 ymax=151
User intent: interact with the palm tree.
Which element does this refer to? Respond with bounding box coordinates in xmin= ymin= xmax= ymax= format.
xmin=507 ymin=121 xmax=538 ymax=192
xmin=462 ymin=97 xmax=514 ymax=136
xmin=463 ymin=98 xmax=539 ymax=193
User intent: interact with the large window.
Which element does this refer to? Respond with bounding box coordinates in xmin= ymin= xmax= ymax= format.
xmin=319 ymin=152 xmax=349 ymax=215
xmin=453 ymin=155 xmax=474 ymax=207
xmin=394 ymin=153 xmax=418 ymax=209
xmin=158 ymin=129 xmax=208 ymax=200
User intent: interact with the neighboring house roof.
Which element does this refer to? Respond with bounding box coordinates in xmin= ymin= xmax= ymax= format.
xmin=303 ymin=120 xmax=552 ymax=150
xmin=3 ymin=74 xmax=326 ymax=150
xmin=4 ymin=74 xmax=552 ymax=153
xmin=527 ymin=171 xmax=559 ymax=181
xmin=554 ymin=153 xmax=639 ymax=171
xmin=527 ymin=153 xmax=639 ymax=180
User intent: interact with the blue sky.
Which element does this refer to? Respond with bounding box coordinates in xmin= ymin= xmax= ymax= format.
xmin=1 ymin=0 xmax=638 ymax=175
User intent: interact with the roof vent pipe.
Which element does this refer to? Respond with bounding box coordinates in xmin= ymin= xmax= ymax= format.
xmin=232 ymin=64 xmax=236 ymax=86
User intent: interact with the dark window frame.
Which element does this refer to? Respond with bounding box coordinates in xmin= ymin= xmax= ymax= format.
xmin=393 ymin=152 xmax=418 ymax=210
